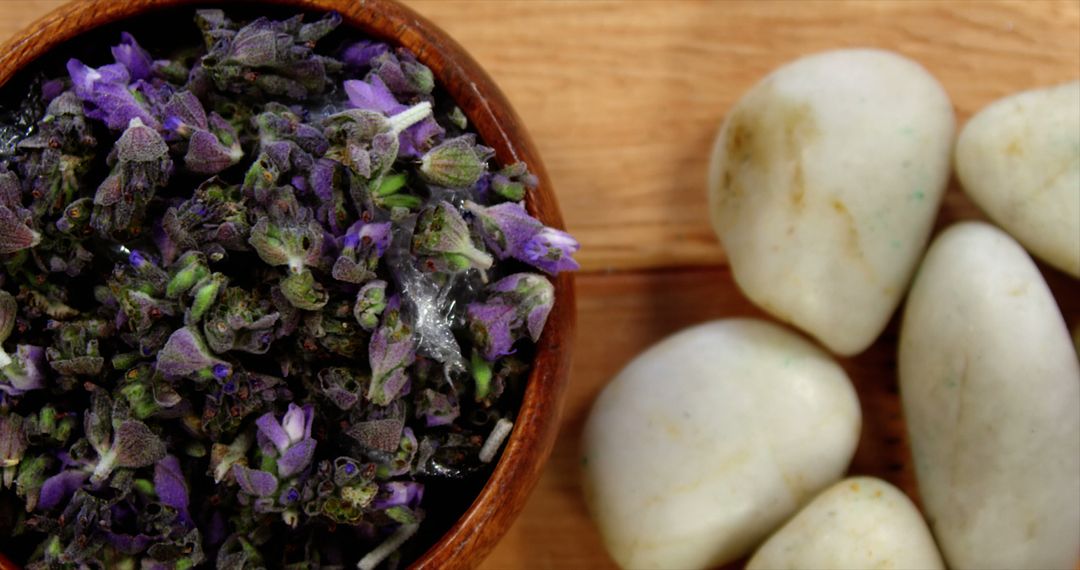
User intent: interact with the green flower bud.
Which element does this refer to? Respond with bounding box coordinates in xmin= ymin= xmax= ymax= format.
xmin=418 ymin=135 xmax=493 ymax=188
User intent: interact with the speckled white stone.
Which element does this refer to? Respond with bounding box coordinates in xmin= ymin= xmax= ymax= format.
xmin=707 ymin=49 xmax=955 ymax=356
xmin=900 ymin=222 xmax=1080 ymax=570
xmin=956 ymin=81 xmax=1080 ymax=277
xmin=747 ymin=477 xmax=945 ymax=570
xmin=581 ymin=319 xmax=861 ymax=570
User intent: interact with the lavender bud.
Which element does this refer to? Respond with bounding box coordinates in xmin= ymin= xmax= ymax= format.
xmin=367 ymin=296 xmax=415 ymax=406
xmin=418 ymin=135 xmax=493 ymax=188
xmin=467 ymin=273 xmax=555 ymax=361
xmin=279 ymin=269 xmax=329 ymax=311
xmin=156 ymin=326 xmax=227 ymax=379
xmin=166 ymin=252 xmax=210 ymax=299
xmin=0 ymin=205 xmax=41 ymax=254
xmin=353 ymin=280 xmax=388 ymax=331
xmin=1 ymin=345 xmax=47 ymax=396
xmin=248 ymin=217 xmax=324 ymax=274
xmin=412 ymin=201 xmax=493 ymax=273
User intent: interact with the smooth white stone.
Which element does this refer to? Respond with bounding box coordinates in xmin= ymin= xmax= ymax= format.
xmin=747 ymin=477 xmax=945 ymax=570
xmin=900 ymin=222 xmax=1080 ymax=570
xmin=707 ymin=49 xmax=955 ymax=356
xmin=582 ymin=319 xmax=861 ymax=570
xmin=955 ymin=81 xmax=1080 ymax=277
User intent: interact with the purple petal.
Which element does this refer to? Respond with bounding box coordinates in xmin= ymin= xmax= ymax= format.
xmin=399 ymin=116 xmax=445 ymax=158
xmin=367 ymin=296 xmax=416 ymax=406
xmin=155 ymin=327 xmax=219 ymax=377
xmin=359 ymin=222 xmax=392 ymax=257
xmin=163 ymin=91 xmax=209 ymax=131
xmin=344 ymin=76 xmax=404 ymax=115
xmin=373 ymin=481 xmax=424 ymax=510
xmin=281 ymin=403 xmax=313 ymax=443
xmin=463 ymin=201 xmax=541 ymax=260
xmin=527 ymin=303 xmax=553 ymax=342
xmin=66 ymin=59 xmax=159 ymax=131
xmin=185 ymin=129 xmax=237 ymax=174
xmin=342 ymin=41 xmax=389 ymax=69
xmin=37 ymin=470 xmax=89 ymax=510
xmin=276 ymin=438 xmax=315 ymax=478
xmin=310 ymin=159 xmax=339 ymax=203
xmin=466 ymin=301 xmax=519 ymax=361
xmin=523 ymin=227 xmax=581 ymax=274
xmin=232 ymin=465 xmax=278 ymax=497
xmin=154 ymin=455 xmax=191 ymax=525
xmin=255 ymin=412 xmax=291 ymax=455
xmin=111 ymin=32 xmax=154 ymax=80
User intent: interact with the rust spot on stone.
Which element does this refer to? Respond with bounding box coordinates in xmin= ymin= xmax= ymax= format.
xmin=791 ymin=160 xmax=806 ymax=210
xmin=1004 ymin=138 xmax=1024 ymax=157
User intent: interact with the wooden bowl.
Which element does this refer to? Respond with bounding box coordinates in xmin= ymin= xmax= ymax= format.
xmin=0 ymin=1 xmax=575 ymax=568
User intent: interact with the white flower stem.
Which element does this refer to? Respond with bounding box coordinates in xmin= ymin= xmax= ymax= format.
xmin=90 ymin=449 xmax=116 ymax=485
xmin=387 ymin=102 xmax=432 ymax=135
xmin=479 ymin=418 xmax=514 ymax=464
xmin=357 ymin=523 xmax=420 ymax=570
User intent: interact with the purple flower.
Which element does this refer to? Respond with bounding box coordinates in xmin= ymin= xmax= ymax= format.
xmin=399 ymin=115 xmax=445 ymax=158
xmin=37 ymin=469 xmax=88 ymax=510
xmin=416 ymin=389 xmax=459 ymax=427
xmin=156 ymin=326 xmax=229 ymax=379
xmin=464 ymin=200 xmax=579 ymax=275
xmin=91 ymin=117 xmax=173 ymax=236
xmin=154 ymin=455 xmax=192 ymax=526
xmin=186 ymin=128 xmax=243 ymax=174
xmin=367 ymin=296 xmax=415 ymax=406
xmin=373 ymin=481 xmax=424 ymax=510
xmin=1 ymin=345 xmax=47 ymax=396
xmin=332 ymin=221 xmax=391 ymax=284
xmin=257 ymin=403 xmax=312 ymax=454
xmin=465 ymin=301 xmax=517 ymax=361
xmin=111 ymin=32 xmax=155 ymax=81
xmin=164 ymin=91 xmax=243 ymax=174
xmin=489 ymin=273 xmax=556 ymax=341
xmin=255 ymin=403 xmax=316 ymax=478
xmin=163 ymin=90 xmax=208 ymax=134
xmin=369 ymin=49 xmax=434 ymax=97
xmin=248 ymin=217 xmax=324 ymax=274
xmin=66 ymin=59 xmax=159 ymax=131
xmin=467 ymin=273 xmax=555 ymax=361
xmin=232 ymin=464 xmax=278 ymax=497
xmin=344 ymin=76 xmax=403 ymax=116
xmin=343 ymin=77 xmax=444 ymax=159
xmin=342 ymin=41 xmax=389 ymax=70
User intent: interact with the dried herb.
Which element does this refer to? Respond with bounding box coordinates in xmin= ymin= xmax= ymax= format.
xmin=0 ymin=9 xmax=578 ymax=569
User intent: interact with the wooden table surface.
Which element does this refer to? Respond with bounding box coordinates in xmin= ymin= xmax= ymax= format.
xmin=2 ymin=1 xmax=1079 ymax=569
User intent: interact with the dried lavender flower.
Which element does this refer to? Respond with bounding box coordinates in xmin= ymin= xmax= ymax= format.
xmin=419 ymin=134 xmax=493 ymax=189
xmin=0 ymin=9 xmax=577 ymax=568
xmin=412 ymin=200 xmax=493 ymax=273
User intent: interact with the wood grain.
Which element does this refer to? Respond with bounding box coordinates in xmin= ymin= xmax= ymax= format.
xmin=1 ymin=1 xmax=1078 ymax=569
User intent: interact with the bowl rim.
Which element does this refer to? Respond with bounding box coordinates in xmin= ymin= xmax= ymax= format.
xmin=0 ymin=1 xmax=576 ymax=568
